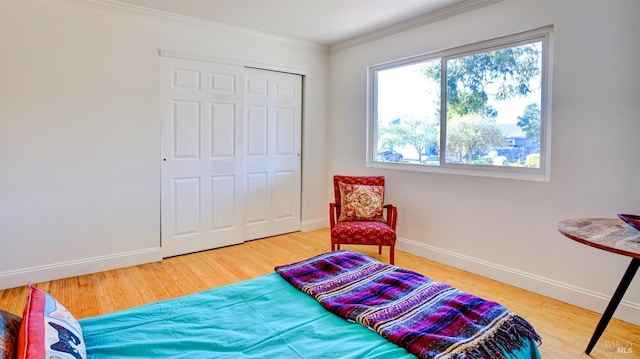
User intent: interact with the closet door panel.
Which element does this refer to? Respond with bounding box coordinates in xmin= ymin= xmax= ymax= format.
xmin=161 ymin=57 xmax=245 ymax=257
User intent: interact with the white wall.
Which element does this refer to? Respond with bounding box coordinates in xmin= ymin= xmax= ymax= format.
xmin=328 ymin=0 xmax=640 ymax=325
xmin=0 ymin=0 xmax=328 ymax=288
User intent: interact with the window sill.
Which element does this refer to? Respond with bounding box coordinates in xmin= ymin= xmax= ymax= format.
xmin=368 ymin=161 xmax=550 ymax=182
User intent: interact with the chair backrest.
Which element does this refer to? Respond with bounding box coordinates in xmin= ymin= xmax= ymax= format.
xmin=333 ymin=175 xmax=385 ymax=205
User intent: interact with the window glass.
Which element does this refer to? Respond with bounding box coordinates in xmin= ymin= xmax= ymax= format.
xmin=369 ymin=28 xmax=551 ymax=181
xmin=444 ymin=42 xmax=542 ymax=167
xmin=376 ymin=60 xmax=440 ymax=164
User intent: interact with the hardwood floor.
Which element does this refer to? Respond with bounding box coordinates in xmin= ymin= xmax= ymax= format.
xmin=1 ymin=229 xmax=638 ymax=358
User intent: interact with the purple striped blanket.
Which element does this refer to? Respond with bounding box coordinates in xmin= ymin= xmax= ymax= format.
xmin=275 ymin=250 xmax=541 ymax=359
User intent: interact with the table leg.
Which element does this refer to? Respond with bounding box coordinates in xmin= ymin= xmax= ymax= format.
xmin=585 ymin=257 xmax=640 ymax=355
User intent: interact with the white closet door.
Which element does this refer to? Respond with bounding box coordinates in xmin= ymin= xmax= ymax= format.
xmin=161 ymin=57 xmax=245 ymax=257
xmin=244 ymin=68 xmax=302 ymax=240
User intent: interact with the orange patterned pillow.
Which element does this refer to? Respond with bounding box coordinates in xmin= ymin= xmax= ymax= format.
xmin=17 ymin=285 xmax=86 ymax=359
xmin=338 ymin=183 xmax=385 ymax=222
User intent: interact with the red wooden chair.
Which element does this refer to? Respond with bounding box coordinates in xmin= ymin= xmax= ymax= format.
xmin=329 ymin=175 xmax=398 ymax=264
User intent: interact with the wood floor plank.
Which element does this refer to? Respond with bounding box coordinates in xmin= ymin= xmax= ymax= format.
xmin=0 ymin=229 xmax=638 ymax=358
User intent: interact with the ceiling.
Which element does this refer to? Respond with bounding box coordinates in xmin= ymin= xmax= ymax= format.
xmin=115 ymin=0 xmax=475 ymax=46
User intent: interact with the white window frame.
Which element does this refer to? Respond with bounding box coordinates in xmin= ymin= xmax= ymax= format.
xmin=366 ymin=26 xmax=553 ymax=182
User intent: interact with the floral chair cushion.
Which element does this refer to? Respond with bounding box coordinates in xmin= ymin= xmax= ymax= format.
xmin=338 ymin=183 xmax=385 ymax=222
xmin=331 ymin=221 xmax=396 ymax=246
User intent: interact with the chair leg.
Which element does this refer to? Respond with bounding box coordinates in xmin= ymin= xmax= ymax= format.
xmin=389 ymin=246 xmax=395 ymax=265
xmin=378 ymin=245 xmax=382 ymax=254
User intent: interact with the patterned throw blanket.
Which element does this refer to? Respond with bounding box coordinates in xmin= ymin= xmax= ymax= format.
xmin=275 ymin=250 xmax=541 ymax=359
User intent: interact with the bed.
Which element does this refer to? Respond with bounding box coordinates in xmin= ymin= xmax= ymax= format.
xmin=6 ymin=250 xmax=542 ymax=359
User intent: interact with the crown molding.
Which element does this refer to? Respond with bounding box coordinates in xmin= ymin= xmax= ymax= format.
xmin=63 ymin=0 xmax=501 ymax=54
xmin=329 ymin=0 xmax=504 ymax=53
xmin=62 ymin=0 xmax=328 ymax=52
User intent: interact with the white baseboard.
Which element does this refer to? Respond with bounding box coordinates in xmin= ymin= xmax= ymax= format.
xmin=397 ymin=237 xmax=640 ymax=327
xmin=301 ymin=218 xmax=328 ymax=232
xmin=0 ymin=247 xmax=162 ymax=290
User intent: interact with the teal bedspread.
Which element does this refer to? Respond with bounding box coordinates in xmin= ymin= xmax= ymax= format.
xmin=79 ymin=273 xmax=541 ymax=358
